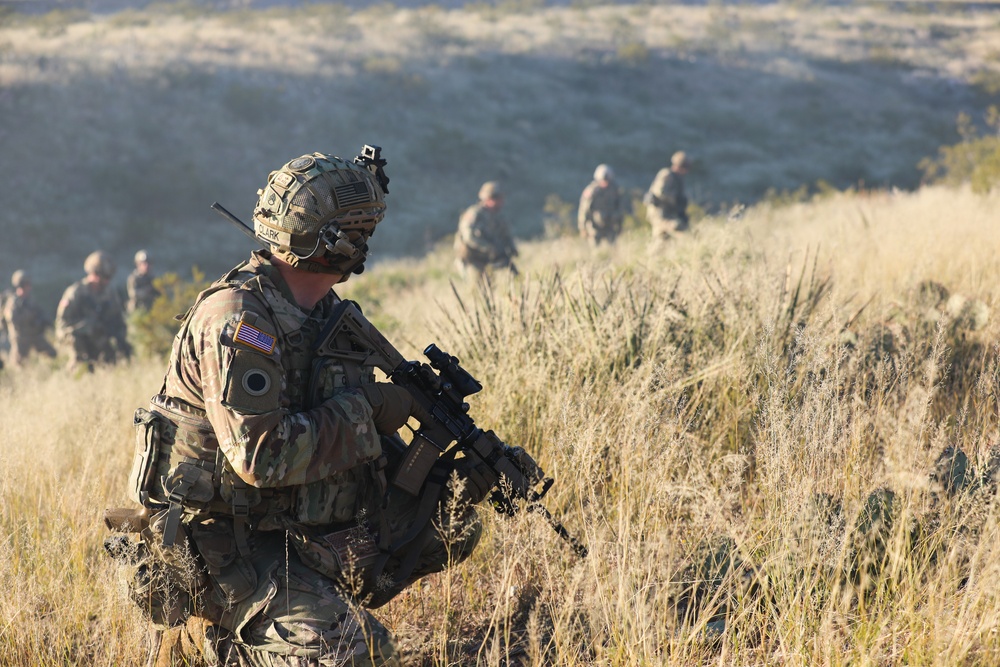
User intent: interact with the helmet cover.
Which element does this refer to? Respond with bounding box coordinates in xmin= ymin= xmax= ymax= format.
xmin=84 ymin=251 xmax=115 ymax=280
xmin=593 ymin=164 xmax=614 ymax=182
xmin=252 ymin=151 xmax=387 ymax=277
xmin=478 ymin=181 xmax=502 ymax=202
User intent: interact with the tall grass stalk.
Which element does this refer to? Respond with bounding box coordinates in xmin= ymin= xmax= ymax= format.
xmin=2 ymin=185 xmax=999 ymax=664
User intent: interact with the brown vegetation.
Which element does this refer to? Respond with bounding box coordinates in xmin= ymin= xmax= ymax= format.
xmin=2 ymin=183 xmax=1000 ymax=664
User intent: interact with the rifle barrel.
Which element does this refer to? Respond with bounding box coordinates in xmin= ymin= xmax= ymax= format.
xmin=529 ymin=502 xmax=588 ymax=558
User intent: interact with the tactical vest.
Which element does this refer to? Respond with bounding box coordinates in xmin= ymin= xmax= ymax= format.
xmin=128 ymin=262 xmax=379 ymax=550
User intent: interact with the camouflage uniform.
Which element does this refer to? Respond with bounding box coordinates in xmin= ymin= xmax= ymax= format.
xmin=122 ymin=153 xmax=483 ymax=667
xmin=133 ymin=250 xmax=480 ymax=666
xmin=56 ymin=273 xmax=130 ymax=369
xmin=645 ymin=152 xmax=690 ymax=243
xmin=2 ymin=272 xmax=56 ymax=367
xmin=578 ymin=165 xmax=625 ymax=247
xmin=128 ymin=251 xmax=161 ymax=313
xmin=454 ymin=182 xmax=517 ymax=278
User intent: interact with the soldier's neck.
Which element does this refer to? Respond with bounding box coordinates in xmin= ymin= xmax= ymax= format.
xmin=271 ymin=258 xmax=342 ymax=311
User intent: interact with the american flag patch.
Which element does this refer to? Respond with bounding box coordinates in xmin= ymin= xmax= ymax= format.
xmin=234 ymin=321 xmax=276 ymax=355
xmin=335 ymin=181 xmax=370 ymax=208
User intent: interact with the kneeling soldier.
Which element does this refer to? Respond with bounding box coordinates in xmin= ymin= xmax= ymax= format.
xmin=114 ymin=149 xmax=496 ymax=666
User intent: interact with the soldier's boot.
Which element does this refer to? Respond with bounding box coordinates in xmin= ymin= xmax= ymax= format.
xmin=147 ymin=617 xmax=239 ymax=667
xmin=146 ymin=625 xmax=185 ymax=667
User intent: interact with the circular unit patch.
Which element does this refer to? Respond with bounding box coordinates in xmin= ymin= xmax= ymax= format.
xmin=242 ymin=369 xmax=272 ymax=396
xmin=288 ymin=156 xmax=316 ymax=172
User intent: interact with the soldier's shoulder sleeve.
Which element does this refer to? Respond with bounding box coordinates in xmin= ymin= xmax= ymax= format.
xmin=56 ymin=282 xmax=81 ymax=319
xmin=458 ymin=205 xmax=487 ymax=243
xmin=649 ymin=168 xmax=670 ymax=195
xmin=192 ymin=287 xmax=274 ymax=352
xmin=459 ymin=204 xmax=479 ymax=225
xmin=190 ymin=288 xmax=282 ymax=414
xmin=60 ymin=281 xmax=80 ymax=301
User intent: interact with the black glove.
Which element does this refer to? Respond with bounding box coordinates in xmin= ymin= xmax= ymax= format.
xmin=505 ymin=446 xmax=544 ymax=486
xmin=451 ymin=451 xmax=500 ymax=506
xmin=359 ymin=383 xmax=431 ymax=435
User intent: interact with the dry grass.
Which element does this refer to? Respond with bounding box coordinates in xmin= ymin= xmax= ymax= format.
xmin=3 ymin=182 xmax=1000 ymax=664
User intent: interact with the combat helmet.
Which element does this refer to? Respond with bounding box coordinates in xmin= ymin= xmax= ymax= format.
xmin=478 ymin=181 xmax=502 ymax=202
xmin=11 ymin=270 xmax=28 ymax=288
xmin=593 ymin=164 xmax=614 ymax=182
xmin=84 ymin=251 xmax=115 ymax=280
xmin=252 ymin=148 xmax=388 ymax=278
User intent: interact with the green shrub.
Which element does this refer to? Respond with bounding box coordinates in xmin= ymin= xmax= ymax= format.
xmin=762 ymin=183 xmax=811 ymax=208
xmin=622 ymin=192 xmax=649 ymax=232
xmin=542 ymin=193 xmax=576 ymax=239
xmin=971 ymin=69 xmax=1000 ymax=96
xmin=128 ymin=268 xmax=209 ymax=359
xmin=616 ymin=40 xmax=651 ymax=67
xmin=919 ymin=108 xmax=1000 ymax=194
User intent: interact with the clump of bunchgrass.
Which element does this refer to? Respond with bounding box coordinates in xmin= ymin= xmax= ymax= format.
xmin=4 ymin=184 xmax=1000 ymax=664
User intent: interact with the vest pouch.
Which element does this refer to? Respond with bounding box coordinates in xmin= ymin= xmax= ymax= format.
xmin=128 ymin=408 xmax=165 ymax=506
xmin=288 ymin=523 xmax=380 ymax=594
xmin=143 ymin=395 xmax=220 ymax=510
xmin=164 ymin=461 xmax=216 ymax=509
xmin=218 ymin=466 xmax=263 ymax=512
xmin=456 ymin=242 xmax=492 ymax=267
xmin=292 ymin=470 xmax=362 ymax=526
xmin=190 ymin=519 xmax=258 ymax=606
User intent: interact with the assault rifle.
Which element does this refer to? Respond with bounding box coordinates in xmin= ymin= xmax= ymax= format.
xmin=315 ymin=300 xmax=587 ymax=558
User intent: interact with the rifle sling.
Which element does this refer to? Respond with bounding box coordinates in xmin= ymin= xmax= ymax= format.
xmin=366 ymin=458 xmax=453 ymax=600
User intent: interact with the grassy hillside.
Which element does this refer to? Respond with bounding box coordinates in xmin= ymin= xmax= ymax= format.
xmin=2 ymin=1 xmax=999 ymax=310
xmin=2 ymin=183 xmax=1000 ymax=664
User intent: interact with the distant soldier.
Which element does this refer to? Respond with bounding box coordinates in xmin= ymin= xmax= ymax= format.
xmin=454 ymin=181 xmax=518 ymax=279
xmin=2 ymin=270 xmax=56 ymax=367
xmin=578 ymin=164 xmax=625 ymax=247
xmin=56 ymin=251 xmax=131 ymax=371
xmin=644 ymin=151 xmax=691 ymax=244
xmin=126 ymin=249 xmax=160 ymax=313
xmin=0 ymin=283 xmax=10 ymax=367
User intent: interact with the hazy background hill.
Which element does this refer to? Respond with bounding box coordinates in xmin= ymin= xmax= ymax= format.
xmin=2 ymin=0 xmax=999 ymax=309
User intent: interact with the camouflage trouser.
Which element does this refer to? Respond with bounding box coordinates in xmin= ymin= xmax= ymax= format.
xmin=582 ymin=224 xmax=620 ymax=248
xmin=149 ymin=487 xmax=481 ymax=667
xmin=8 ymin=332 xmax=56 ymax=366
xmin=65 ymin=335 xmax=117 ymax=371
xmin=646 ymin=207 xmax=685 ymax=245
xmin=454 ymin=257 xmax=487 ymax=281
xmin=455 ymin=257 xmax=517 ymax=282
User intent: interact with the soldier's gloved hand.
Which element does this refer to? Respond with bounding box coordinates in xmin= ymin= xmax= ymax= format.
xmin=506 ymin=446 xmax=544 ymax=486
xmin=358 ymin=383 xmax=432 ymax=435
xmin=451 ymin=450 xmax=499 ymax=506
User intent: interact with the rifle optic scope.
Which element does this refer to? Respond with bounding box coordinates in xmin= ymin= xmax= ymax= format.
xmin=424 ymin=344 xmax=483 ymax=398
